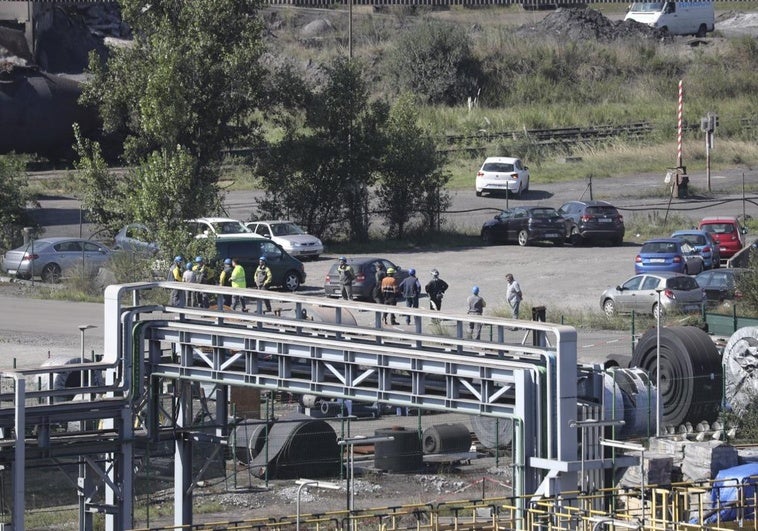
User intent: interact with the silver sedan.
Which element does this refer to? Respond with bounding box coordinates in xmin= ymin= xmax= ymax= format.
xmin=600 ymin=272 xmax=705 ymax=318
xmin=1 ymin=237 xmax=112 ymax=283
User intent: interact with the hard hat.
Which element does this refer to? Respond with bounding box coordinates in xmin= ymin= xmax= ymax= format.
xmin=186 ymin=263 xmax=193 ymax=271
xmin=174 ymin=256 xmax=183 ymax=263
xmin=431 ymin=269 xmax=439 ymax=277
xmin=472 ymin=286 xmax=480 ymax=295
xmin=409 ymin=268 xmax=416 ymax=276
xmin=387 ymin=267 xmax=396 ymax=275
xmin=339 ymin=256 xmax=347 ymax=262
xmin=195 ymin=256 xmax=203 ymax=263
xmin=259 ymin=256 xmax=267 ymax=262
xmin=224 ymin=258 xmax=232 ymax=265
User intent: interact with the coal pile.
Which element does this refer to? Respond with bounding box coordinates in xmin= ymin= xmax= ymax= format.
xmin=516 ymin=8 xmax=673 ymax=42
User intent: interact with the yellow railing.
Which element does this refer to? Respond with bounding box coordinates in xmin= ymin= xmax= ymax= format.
xmin=132 ymin=479 xmax=758 ymax=531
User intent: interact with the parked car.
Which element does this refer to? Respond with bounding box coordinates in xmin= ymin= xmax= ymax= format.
xmin=114 ymin=223 xmax=158 ymax=255
xmin=600 ymin=272 xmax=705 ymax=317
xmin=214 ymin=235 xmax=306 ymax=291
xmin=670 ymin=229 xmax=720 ymax=270
xmin=695 ymin=268 xmax=749 ymax=307
xmin=634 ymin=238 xmax=704 ymax=275
xmin=481 ymin=206 xmax=565 ymax=246
xmin=245 ymin=220 xmax=324 ymax=260
xmin=557 ymin=200 xmax=625 ymax=246
xmin=1 ymin=237 xmax=112 ymax=283
xmin=475 ymin=156 xmax=530 ymax=197
xmin=186 ymin=217 xmax=252 ymax=238
xmin=698 ymin=216 xmax=747 ymax=260
xmin=323 ymin=257 xmax=409 ymax=301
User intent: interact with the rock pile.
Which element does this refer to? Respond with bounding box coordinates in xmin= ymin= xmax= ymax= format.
xmin=516 ymin=8 xmax=672 ymax=42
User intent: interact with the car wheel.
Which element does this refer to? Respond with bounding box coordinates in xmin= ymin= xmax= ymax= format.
xmin=696 ymin=23 xmax=707 ymax=37
xmin=282 ymin=271 xmax=301 ymax=292
xmin=518 ymin=230 xmax=529 ymax=247
xmin=523 ymin=178 xmax=529 ymax=193
xmin=569 ymin=227 xmax=582 ymax=246
xmin=602 ymin=299 xmax=616 ymax=316
xmin=475 ymin=190 xmax=482 ymax=197
xmin=613 ymin=235 xmax=623 ymax=246
xmin=554 ymin=238 xmax=565 ymax=247
xmin=482 ymin=229 xmax=495 ymax=245
xmin=41 ymin=263 xmax=62 ymax=283
xmin=652 ymin=303 xmax=663 ymax=320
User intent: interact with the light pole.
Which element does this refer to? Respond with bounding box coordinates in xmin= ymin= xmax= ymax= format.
xmin=600 ymin=438 xmax=646 ymax=525
xmin=655 ymin=287 xmax=663 ymax=437
xmin=338 ymin=435 xmax=394 ymax=529
xmin=295 ymin=479 xmax=339 ymax=531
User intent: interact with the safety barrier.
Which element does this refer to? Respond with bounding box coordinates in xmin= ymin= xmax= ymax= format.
xmin=133 ymin=479 xmax=758 ymax=530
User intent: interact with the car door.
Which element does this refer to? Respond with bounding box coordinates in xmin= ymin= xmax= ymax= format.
xmin=84 ymin=241 xmax=110 ymax=267
xmin=509 ymin=208 xmax=529 ymax=241
xmin=53 ymin=240 xmax=84 ymax=272
xmin=615 ymin=275 xmax=644 ymax=313
xmin=637 ymin=275 xmax=662 ymax=313
xmin=557 ymin=202 xmax=577 ymax=236
xmin=491 ymin=210 xmax=514 ymax=242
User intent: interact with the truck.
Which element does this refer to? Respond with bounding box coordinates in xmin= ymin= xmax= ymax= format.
xmin=624 ymin=1 xmax=715 ymax=37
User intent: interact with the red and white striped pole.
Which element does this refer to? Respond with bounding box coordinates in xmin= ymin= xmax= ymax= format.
xmin=677 ymin=79 xmax=683 ymax=169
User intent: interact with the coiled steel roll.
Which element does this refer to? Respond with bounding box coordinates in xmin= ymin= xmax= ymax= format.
xmin=422 ymin=423 xmax=471 ymax=454
xmin=374 ymin=427 xmax=423 ymax=472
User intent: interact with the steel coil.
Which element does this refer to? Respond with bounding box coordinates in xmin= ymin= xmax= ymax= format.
xmin=422 ymin=423 xmax=471 ymax=454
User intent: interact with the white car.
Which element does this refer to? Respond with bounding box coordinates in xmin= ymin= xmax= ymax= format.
xmin=246 ymin=220 xmax=324 ymax=260
xmin=475 ymin=156 xmax=530 ymax=198
xmin=186 ymin=217 xmax=252 ymax=238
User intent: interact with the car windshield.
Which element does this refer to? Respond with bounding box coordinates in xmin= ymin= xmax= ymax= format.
xmin=642 ymin=242 xmax=679 ymax=254
xmin=702 ymin=223 xmax=734 ymax=234
xmin=677 ymin=234 xmax=706 ymax=246
xmin=666 ymin=276 xmax=698 ymax=290
xmin=215 ymin=221 xmax=251 ymax=234
xmin=483 ymin=162 xmax=514 ymax=172
xmin=531 ymin=208 xmax=559 ymax=219
xmin=629 ymin=2 xmax=664 ymax=12
xmin=271 ymin=223 xmax=305 ymax=236
xmin=587 ymin=206 xmax=618 ymax=216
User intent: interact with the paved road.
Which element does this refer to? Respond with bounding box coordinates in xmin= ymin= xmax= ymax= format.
xmin=3 ymin=167 xmax=756 ymax=371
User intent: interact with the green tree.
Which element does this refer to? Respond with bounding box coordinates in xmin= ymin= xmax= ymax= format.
xmin=0 ymin=154 xmax=35 ymax=251
xmin=736 ymin=254 xmax=758 ymax=314
xmin=76 ymin=0 xmax=264 ymax=258
xmin=258 ymin=57 xmax=387 ymax=241
xmin=384 ymin=20 xmax=481 ymax=105
xmin=376 ymin=95 xmax=450 ymax=238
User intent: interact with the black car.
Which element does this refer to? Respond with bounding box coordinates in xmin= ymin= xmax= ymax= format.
xmin=214 ymin=235 xmax=306 ymax=291
xmin=323 ymin=257 xmax=409 ymax=301
xmin=557 ymin=200 xmax=625 ymax=246
xmin=695 ymin=268 xmax=749 ymax=306
xmin=481 ymin=206 xmax=566 ymax=246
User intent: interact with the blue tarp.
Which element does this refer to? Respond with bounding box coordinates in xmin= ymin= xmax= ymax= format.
xmin=695 ymin=462 xmax=758 ymax=524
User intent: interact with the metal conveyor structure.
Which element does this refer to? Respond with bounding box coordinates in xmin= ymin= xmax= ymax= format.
xmin=1 ymin=281 xmax=628 ymax=530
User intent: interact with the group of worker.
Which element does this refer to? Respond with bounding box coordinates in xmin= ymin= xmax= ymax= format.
xmin=167 ymin=255 xmax=273 ymax=312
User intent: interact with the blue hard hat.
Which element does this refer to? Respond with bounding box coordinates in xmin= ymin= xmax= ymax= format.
xmin=339 ymin=256 xmax=347 ymax=262
xmin=409 ymin=268 xmax=416 ymax=276
xmin=186 ymin=262 xmax=193 ymax=271
xmin=174 ymin=256 xmax=183 ymax=263
xmin=259 ymin=256 xmax=267 ymax=262
xmin=472 ymin=286 xmax=480 ymax=295
xmin=195 ymin=256 xmax=203 ymax=263
xmin=224 ymin=258 xmax=232 ymax=265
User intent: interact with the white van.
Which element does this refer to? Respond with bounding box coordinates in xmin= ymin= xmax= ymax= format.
xmin=624 ymin=1 xmax=715 ymax=37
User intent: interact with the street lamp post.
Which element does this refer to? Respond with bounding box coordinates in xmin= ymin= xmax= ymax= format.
xmin=295 ymin=479 xmax=340 ymax=531
xmin=338 ymin=435 xmax=394 ymax=530
xmin=655 ymin=288 xmax=663 ymax=437
xmin=600 ymin=438 xmax=646 ymax=525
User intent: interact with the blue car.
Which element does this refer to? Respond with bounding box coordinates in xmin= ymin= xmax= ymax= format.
xmin=671 ymin=229 xmax=721 ymax=269
xmin=634 ymin=238 xmax=705 ymax=275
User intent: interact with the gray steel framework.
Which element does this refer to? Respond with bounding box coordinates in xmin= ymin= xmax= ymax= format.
xmin=2 ymin=281 xmax=586 ymax=530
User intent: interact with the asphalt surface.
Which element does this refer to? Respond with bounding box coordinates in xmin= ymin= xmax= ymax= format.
xmin=2 ymin=167 xmax=756 ymax=371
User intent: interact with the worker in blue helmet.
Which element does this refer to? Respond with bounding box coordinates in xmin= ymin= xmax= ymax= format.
xmin=466 ymin=285 xmax=486 ymax=340
xmin=217 ymin=258 xmax=234 ymax=310
xmin=398 ymin=267 xmax=421 ymax=324
xmin=254 ymin=256 xmax=273 ymax=312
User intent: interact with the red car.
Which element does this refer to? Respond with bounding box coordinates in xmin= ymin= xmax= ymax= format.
xmin=698 ymin=216 xmax=748 ymax=260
